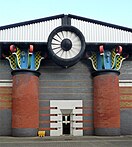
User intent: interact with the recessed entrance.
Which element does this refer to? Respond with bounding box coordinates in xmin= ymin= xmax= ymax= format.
xmin=62 ymin=115 xmax=70 ymax=135
xmin=50 ymin=100 xmax=83 ymax=136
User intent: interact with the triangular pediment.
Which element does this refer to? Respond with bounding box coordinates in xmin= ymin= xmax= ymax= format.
xmin=0 ymin=14 xmax=132 ymax=44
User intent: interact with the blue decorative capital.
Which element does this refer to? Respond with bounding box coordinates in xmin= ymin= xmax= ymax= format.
xmin=88 ymin=45 xmax=128 ymax=71
xmin=5 ymin=45 xmax=44 ymax=70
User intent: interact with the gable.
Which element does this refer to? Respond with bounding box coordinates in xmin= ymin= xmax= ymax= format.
xmin=0 ymin=14 xmax=132 ymax=44
xmin=71 ymin=18 xmax=132 ymax=43
xmin=0 ymin=16 xmax=62 ymax=43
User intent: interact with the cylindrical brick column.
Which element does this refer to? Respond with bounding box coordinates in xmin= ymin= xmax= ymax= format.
xmin=11 ymin=70 xmax=40 ymax=137
xmin=92 ymin=70 xmax=120 ymax=136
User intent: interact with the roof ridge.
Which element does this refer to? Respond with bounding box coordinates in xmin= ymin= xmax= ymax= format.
xmin=0 ymin=14 xmax=132 ymax=32
xmin=0 ymin=14 xmax=64 ymax=30
xmin=68 ymin=14 xmax=132 ymax=32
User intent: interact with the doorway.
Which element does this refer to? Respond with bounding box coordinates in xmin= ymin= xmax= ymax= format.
xmin=50 ymin=100 xmax=83 ymax=136
xmin=62 ymin=115 xmax=70 ymax=135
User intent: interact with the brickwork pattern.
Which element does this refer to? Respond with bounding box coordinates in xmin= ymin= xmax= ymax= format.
xmin=12 ymin=74 xmax=39 ymax=129
xmin=93 ymin=74 xmax=120 ymax=128
xmin=0 ymin=87 xmax=12 ymax=110
xmin=120 ymin=87 xmax=132 ymax=108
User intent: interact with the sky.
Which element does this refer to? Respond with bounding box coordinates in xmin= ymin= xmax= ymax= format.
xmin=0 ymin=0 xmax=132 ymax=28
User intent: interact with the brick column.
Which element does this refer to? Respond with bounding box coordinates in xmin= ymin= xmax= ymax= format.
xmin=92 ymin=70 xmax=120 ymax=135
xmin=11 ymin=70 xmax=40 ymax=137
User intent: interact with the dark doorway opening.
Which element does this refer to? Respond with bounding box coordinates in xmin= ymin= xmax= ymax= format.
xmin=62 ymin=115 xmax=70 ymax=135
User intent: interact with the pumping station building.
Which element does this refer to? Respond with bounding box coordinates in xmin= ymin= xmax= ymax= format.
xmin=0 ymin=14 xmax=132 ymax=137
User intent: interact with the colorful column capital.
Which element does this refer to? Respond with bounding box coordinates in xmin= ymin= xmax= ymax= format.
xmin=88 ymin=45 xmax=128 ymax=71
xmin=5 ymin=45 xmax=44 ymax=71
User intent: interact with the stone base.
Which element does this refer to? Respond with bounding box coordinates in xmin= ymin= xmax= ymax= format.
xmin=95 ymin=128 xmax=120 ymax=136
xmin=0 ymin=110 xmax=12 ymax=136
xmin=12 ymin=128 xmax=38 ymax=137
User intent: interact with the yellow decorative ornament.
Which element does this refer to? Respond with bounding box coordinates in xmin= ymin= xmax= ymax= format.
xmin=38 ymin=131 xmax=45 ymax=137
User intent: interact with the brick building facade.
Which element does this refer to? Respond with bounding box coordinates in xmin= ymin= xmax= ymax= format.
xmin=0 ymin=14 xmax=132 ymax=136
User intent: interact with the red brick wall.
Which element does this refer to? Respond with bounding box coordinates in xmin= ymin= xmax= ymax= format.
xmin=93 ymin=74 xmax=120 ymax=128
xmin=12 ymin=74 xmax=39 ymax=129
xmin=120 ymin=87 xmax=132 ymax=109
xmin=0 ymin=87 xmax=12 ymax=110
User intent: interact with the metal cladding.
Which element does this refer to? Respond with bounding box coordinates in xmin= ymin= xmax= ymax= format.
xmin=0 ymin=18 xmax=61 ymax=42
xmin=12 ymin=71 xmax=40 ymax=136
xmin=71 ymin=18 xmax=132 ymax=43
xmin=0 ymin=14 xmax=132 ymax=44
xmin=93 ymin=71 xmax=120 ymax=135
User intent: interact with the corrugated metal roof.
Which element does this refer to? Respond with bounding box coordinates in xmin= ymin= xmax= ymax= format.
xmin=71 ymin=18 xmax=132 ymax=43
xmin=0 ymin=19 xmax=62 ymax=42
xmin=0 ymin=14 xmax=132 ymax=44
